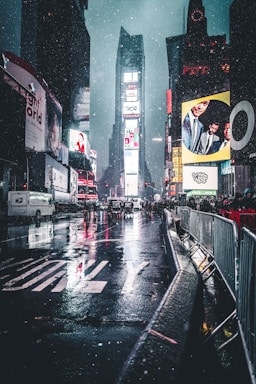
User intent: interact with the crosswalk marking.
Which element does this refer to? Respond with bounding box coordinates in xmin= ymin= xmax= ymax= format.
xmin=32 ymin=270 xmax=67 ymax=292
xmin=84 ymin=260 xmax=109 ymax=281
xmin=2 ymin=260 xmax=66 ymax=291
xmin=0 ymin=258 xmax=149 ymax=294
xmin=75 ymin=281 xmax=107 ymax=293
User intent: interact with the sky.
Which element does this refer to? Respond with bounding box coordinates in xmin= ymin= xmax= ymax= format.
xmin=85 ymin=0 xmax=233 ymax=185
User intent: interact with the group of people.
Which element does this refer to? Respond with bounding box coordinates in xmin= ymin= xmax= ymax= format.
xmin=182 ymin=100 xmax=230 ymax=154
xmin=187 ymin=189 xmax=256 ymax=213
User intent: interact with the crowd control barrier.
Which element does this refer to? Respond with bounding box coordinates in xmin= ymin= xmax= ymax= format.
xmin=178 ymin=207 xmax=255 ymax=383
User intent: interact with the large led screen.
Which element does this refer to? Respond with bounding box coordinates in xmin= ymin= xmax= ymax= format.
xmin=124 ymin=174 xmax=138 ymax=197
xmin=124 ymin=119 xmax=139 ymax=149
xmin=3 ymin=51 xmax=47 ymax=152
xmin=124 ymin=149 xmax=139 ymax=174
xmin=123 ymin=101 xmax=140 ymax=118
xmin=181 ymin=91 xmax=230 ymax=164
xmin=69 ymin=129 xmax=89 ymax=156
xmin=183 ymin=166 xmax=218 ymax=191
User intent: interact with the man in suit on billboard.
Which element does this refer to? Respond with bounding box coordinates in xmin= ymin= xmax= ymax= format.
xmin=198 ymin=120 xmax=220 ymax=155
xmin=182 ymin=100 xmax=210 ymax=153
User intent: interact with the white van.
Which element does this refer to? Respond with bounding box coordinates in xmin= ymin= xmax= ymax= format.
xmin=8 ymin=191 xmax=55 ymax=221
xmin=132 ymin=198 xmax=143 ymax=211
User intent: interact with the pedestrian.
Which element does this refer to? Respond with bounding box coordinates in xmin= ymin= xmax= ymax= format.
xmin=242 ymin=188 xmax=255 ymax=209
xmin=231 ymin=192 xmax=243 ymax=210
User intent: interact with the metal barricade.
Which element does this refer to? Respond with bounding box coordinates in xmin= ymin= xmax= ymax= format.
xmin=178 ymin=207 xmax=255 ymax=382
xmin=213 ymin=214 xmax=239 ymax=297
xmin=237 ymin=227 xmax=256 ymax=381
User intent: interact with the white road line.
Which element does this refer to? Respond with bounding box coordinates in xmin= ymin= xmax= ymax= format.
xmin=51 ymin=274 xmax=68 ymax=292
xmin=77 ymin=281 xmax=107 ymax=293
xmin=0 ymin=258 xmax=34 ymax=271
xmin=84 ymin=260 xmax=109 ymax=281
xmin=2 ymin=260 xmax=66 ymax=291
xmin=32 ymin=270 xmax=66 ymax=292
xmin=121 ymin=261 xmax=149 ymax=294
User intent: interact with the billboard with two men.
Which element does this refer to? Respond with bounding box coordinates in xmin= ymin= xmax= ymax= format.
xmin=181 ymin=91 xmax=230 ymax=164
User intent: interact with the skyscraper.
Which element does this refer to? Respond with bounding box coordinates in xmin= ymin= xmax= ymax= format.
xmin=166 ymin=0 xmax=230 ymax=197
xmin=21 ymin=0 xmax=91 ymax=171
xmin=106 ymin=27 xmax=151 ymax=199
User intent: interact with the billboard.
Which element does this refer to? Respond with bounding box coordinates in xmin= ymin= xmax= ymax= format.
xmin=124 ymin=150 xmax=139 ymax=173
xmin=123 ymin=101 xmax=140 ymax=118
xmin=181 ymin=91 xmax=230 ymax=164
xmin=73 ymin=87 xmax=90 ymax=121
xmin=183 ymin=165 xmax=218 ymax=191
xmin=46 ymin=93 xmax=62 ymax=160
xmin=126 ymin=86 xmax=137 ymax=102
xmin=124 ymin=119 xmax=139 ymax=149
xmin=124 ymin=174 xmax=138 ymax=197
xmin=3 ymin=51 xmax=46 ymax=152
xmin=124 ymin=72 xmax=138 ymax=83
xmin=69 ymin=129 xmax=90 ymax=157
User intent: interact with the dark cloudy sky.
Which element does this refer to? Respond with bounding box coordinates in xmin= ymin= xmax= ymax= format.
xmin=86 ymin=0 xmax=233 ymax=184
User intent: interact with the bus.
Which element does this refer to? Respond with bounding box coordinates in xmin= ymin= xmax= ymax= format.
xmin=76 ymin=170 xmax=98 ymax=206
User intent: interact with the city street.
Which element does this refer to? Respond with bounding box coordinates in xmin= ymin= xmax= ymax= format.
xmin=0 ymin=210 xmax=171 ymax=384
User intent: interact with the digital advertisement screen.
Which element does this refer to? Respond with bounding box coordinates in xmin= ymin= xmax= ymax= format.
xmin=124 ymin=174 xmax=138 ymax=197
xmin=124 ymin=119 xmax=139 ymax=149
xmin=124 ymin=149 xmax=139 ymax=173
xmin=183 ymin=165 xmax=218 ymax=191
xmin=181 ymin=91 xmax=230 ymax=164
xmin=69 ymin=129 xmax=89 ymax=155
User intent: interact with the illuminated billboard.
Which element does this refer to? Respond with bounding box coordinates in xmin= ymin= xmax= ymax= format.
xmin=181 ymin=91 xmax=230 ymax=164
xmin=46 ymin=93 xmax=62 ymax=161
xmin=183 ymin=165 xmax=218 ymax=191
xmin=3 ymin=51 xmax=47 ymax=153
xmin=123 ymin=101 xmax=140 ymax=118
xmin=124 ymin=149 xmax=139 ymax=197
xmin=124 ymin=174 xmax=138 ymax=197
xmin=126 ymin=84 xmax=137 ymax=102
xmin=124 ymin=150 xmax=139 ymax=173
xmin=124 ymin=72 xmax=138 ymax=83
xmin=69 ymin=129 xmax=90 ymax=157
xmin=124 ymin=119 xmax=139 ymax=149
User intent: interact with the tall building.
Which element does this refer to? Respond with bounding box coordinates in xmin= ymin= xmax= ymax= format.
xmin=106 ymin=27 xmax=151 ymax=199
xmin=166 ymin=0 xmax=230 ymax=198
xmin=229 ymin=0 xmax=256 ymax=193
xmin=21 ymin=0 xmax=92 ymax=172
xmin=0 ymin=0 xmax=92 ymax=206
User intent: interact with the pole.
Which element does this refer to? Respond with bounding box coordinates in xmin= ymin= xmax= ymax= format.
xmin=27 ymin=155 xmax=29 ymax=190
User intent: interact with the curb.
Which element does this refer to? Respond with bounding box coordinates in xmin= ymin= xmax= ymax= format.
xmin=115 ymin=215 xmax=203 ymax=383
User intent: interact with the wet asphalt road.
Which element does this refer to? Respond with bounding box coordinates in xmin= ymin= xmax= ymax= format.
xmin=0 ymin=210 xmax=171 ymax=384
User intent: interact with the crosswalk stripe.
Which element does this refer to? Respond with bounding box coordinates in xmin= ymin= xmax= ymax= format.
xmin=32 ymin=270 xmax=66 ymax=292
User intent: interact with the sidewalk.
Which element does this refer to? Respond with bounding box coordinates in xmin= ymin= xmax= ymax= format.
xmin=116 ymin=211 xmax=202 ymax=383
